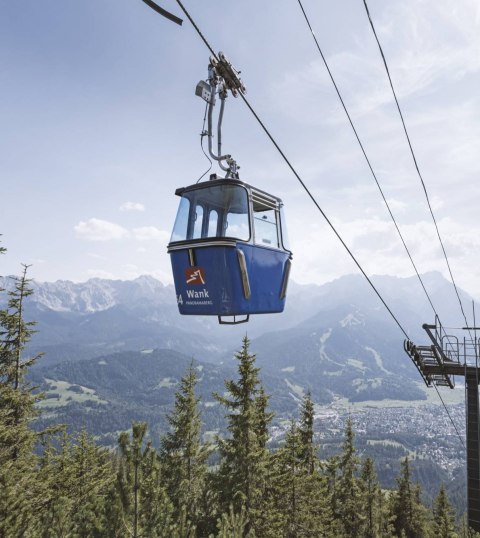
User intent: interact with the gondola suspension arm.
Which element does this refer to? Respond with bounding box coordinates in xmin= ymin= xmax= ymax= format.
xmin=196 ymin=53 xmax=246 ymax=178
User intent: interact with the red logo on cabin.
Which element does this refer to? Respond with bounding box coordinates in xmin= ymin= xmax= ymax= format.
xmin=185 ymin=267 xmax=206 ymax=285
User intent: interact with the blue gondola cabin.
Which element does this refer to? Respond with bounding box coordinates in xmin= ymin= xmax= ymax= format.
xmin=167 ymin=177 xmax=292 ymax=323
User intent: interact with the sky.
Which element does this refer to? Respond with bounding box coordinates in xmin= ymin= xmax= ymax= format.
xmin=1 ymin=0 xmax=480 ymax=301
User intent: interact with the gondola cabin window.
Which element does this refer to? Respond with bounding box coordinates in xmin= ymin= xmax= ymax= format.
xmin=170 ymin=184 xmax=250 ymax=242
xmin=207 ymin=209 xmax=218 ymax=237
xmin=192 ymin=205 xmax=203 ymax=239
xmin=170 ymin=197 xmax=190 ymax=242
xmin=254 ymin=207 xmax=279 ymax=247
xmin=252 ymin=194 xmax=280 ymax=249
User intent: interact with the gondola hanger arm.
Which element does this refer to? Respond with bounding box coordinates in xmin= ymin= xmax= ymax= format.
xmin=141 ymin=0 xmax=183 ymax=26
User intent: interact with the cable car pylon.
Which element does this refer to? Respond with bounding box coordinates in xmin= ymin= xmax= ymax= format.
xmin=167 ymin=54 xmax=292 ymax=324
xmin=404 ymin=317 xmax=480 ymax=530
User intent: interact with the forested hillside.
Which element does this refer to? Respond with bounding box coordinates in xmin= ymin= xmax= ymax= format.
xmin=0 ymin=256 xmax=476 ymax=537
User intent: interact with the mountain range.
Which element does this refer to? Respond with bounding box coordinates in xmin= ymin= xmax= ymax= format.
xmin=1 ymin=270 xmax=471 ymax=505
xmin=0 ymin=269 xmax=467 ymax=364
xmin=0 ymin=269 xmax=470 ymax=412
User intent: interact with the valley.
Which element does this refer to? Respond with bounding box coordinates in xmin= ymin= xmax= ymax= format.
xmin=1 ymin=271 xmax=470 ymax=508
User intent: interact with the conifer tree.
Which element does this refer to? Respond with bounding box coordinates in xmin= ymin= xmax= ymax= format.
xmin=36 ymin=432 xmax=74 ymax=537
xmin=170 ymin=506 xmax=196 ymax=538
xmin=273 ymin=419 xmax=330 ymax=537
xmin=459 ymin=517 xmax=480 ymax=538
xmin=34 ymin=430 xmax=113 ymax=537
xmin=70 ymin=430 xmax=114 ymax=536
xmin=277 ymin=421 xmax=303 ymax=536
xmin=298 ymin=391 xmax=316 ymax=475
xmin=0 ymin=265 xmax=44 ymax=536
xmin=360 ymin=457 xmax=393 ymax=538
xmin=390 ymin=457 xmax=430 ymax=538
xmin=325 ymin=454 xmax=340 ymax=520
xmin=116 ymin=422 xmax=174 ymax=537
xmin=432 ymin=484 xmax=457 ymax=538
xmin=215 ymin=336 xmax=272 ymax=536
xmin=336 ymin=417 xmax=365 ymax=537
xmin=254 ymin=385 xmax=273 ymax=450
xmin=212 ymin=504 xmax=254 ymax=538
xmin=361 ymin=457 xmax=377 ymax=538
xmin=160 ymin=363 xmax=210 ymax=531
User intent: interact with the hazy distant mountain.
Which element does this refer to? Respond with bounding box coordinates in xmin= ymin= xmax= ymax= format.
xmin=242 ymin=271 xmax=473 ymax=404
xmin=0 ymin=270 xmax=471 ymax=371
xmin=13 ymin=270 xmax=473 ymax=409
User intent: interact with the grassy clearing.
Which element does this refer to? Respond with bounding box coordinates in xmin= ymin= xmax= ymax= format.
xmin=284 ymin=378 xmax=305 ymax=398
xmin=317 ymin=382 xmax=464 ymax=412
xmin=155 ymin=377 xmax=177 ymax=389
xmin=37 ymin=379 xmax=108 ymax=408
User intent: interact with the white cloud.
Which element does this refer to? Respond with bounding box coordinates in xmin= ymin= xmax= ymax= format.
xmin=149 ymin=269 xmax=174 ymax=285
xmin=87 ymin=269 xmax=116 ymax=279
xmin=385 ymin=198 xmax=407 ymax=213
xmin=87 ymin=252 xmax=107 ymax=260
xmin=75 ymin=220 xmax=169 ymax=245
xmin=289 ymin=211 xmax=480 ymax=302
xmin=430 ymin=196 xmax=444 ymax=211
xmin=132 ymin=226 xmax=169 ymax=243
xmin=74 ymin=219 xmax=129 ymax=241
xmin=273 ymin=0 xmax=480 ymax=126
xmin=119 ymin=201 xmax=145 ymax=212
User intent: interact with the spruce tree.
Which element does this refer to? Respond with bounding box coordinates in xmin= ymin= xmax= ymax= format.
xmin=254 ymin=385 xmax=273 ymax=450
xmin=336 ymin=417 xmax=365 ymax=537
xmin=273 ymin=419 xmax=330 ymax=537
xmin=0 ymin=265 xmax=44 ymax=536
xmin=265 ymin=398 xmax=333 ymax=538
xmin=325 ymin=454 xmax=340 ymax=520
xmin=36 ymin=432 xmax=74 ymax=537
xmin=70 ymin=430 xmax=114 ymax=536
xmin=458 ymin=517 xmax=480 ymax=538
xmin=116 ymin=422 xmax=174 ymax=537
xmin=213 ymin=505 xmax=254 ymax=538
xmin=160 ymin=363 xmax=210 ymax=532
xmin=390 ymin=457 xmax=430 ymax=538
xmin=432 ymin=484 xmax=457 ymax=538
xmin=214 ymin=336 xmax=272 ymax=536
xmin=298 ymin=391 xmax=316 ymax=475
xmin=0 ymin=266 xmax=42 ymax=438
xmin=277 ymin=421 xmax=303 ymax=536
xmin=361 ymin=457 xmax=377 ymax=538
xmin=34 ymin=430 xmax=113 ymax=537
xmin=360 ymin=457 xmax=393 ymax=538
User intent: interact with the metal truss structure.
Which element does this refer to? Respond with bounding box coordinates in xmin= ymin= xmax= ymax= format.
xmin=405 ymin=317 xmax=480 ymax=531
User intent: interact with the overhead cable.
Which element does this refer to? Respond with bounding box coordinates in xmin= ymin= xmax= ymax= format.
xmin=295 ymin=0 xmax=442 ymax=324
xmin=361 ymin=0 xmax=471 ymax=333
xmin=295 ymin=0 xmax=465 ymax=449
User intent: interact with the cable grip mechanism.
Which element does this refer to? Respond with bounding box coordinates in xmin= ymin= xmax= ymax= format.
xmin=194 ymin=52 xmax=246 ymax=179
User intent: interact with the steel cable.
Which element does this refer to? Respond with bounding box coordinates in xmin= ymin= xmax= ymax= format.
xmin=171 ymin=0 xmax=465 ymax=449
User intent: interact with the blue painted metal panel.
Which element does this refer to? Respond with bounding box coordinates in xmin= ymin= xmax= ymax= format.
xmin=240 ymin=243 xmax=289 ymax=313
xmin=169 ymin=243 xmax=290 ymax=316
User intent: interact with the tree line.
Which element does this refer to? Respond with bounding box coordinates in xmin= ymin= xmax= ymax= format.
xmin=0 ymin=245 xmax=475 ymax=537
